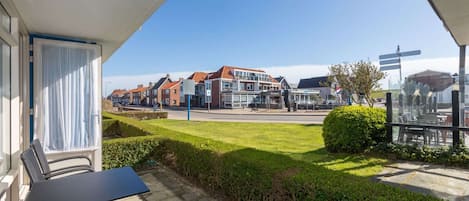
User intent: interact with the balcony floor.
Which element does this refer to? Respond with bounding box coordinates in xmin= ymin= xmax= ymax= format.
xmin=118 ymin=165 xmax=218 ymax=201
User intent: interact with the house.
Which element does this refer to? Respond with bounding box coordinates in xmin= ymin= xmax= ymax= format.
xmin=185 ymin=72 xmax=209 ymax=107
xmin=274 ymin=76 xmax=292 ymax=90
xmin=274 ymin=76 xmax=320 ymax=109
xmin=161 ymin=79 xmax=183 ymax=106
xmin=0 ymin=0 xmax=164 ymax=200
xmin=110 ymin=89 xmax=129 ymax=106
xmin=297 ymin=76 xmax=336 ymax=102
xmin=150 ymin=74 xmax=172 ymax=106
xmin=207 ymin=66 xmax=281 ymax=108
xmin=129 ymin=84 xmax=149 ymax=105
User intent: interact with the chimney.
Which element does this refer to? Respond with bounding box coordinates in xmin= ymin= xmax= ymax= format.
xmin=149 ymin=82 xmax=153 ymax=87
xmin=137 ymin=84 xmax=143 ymax=88
xmin=166 ymin=74 xmax=170 ymax=78
xmin=179 ymin=78 xmax=184 ymax=82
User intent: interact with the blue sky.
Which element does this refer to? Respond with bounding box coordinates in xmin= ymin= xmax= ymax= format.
xmin=103 ymin=0 xmax=461 ymax=92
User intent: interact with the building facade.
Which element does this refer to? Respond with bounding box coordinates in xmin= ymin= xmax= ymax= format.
xmin=207 ymin=66 xmax=281 ymax=109
xmin=150 ymin=74 xmax=172 ymax=106
xmin=161 ymin=80 xmax=182 ymax=106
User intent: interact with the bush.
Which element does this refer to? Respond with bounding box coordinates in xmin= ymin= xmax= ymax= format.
xmin=110 ymin=111 xmax=168 ymax=120
xmin=102 ymin=135 xmax=160 ymax=169
xmin=323 ymin=106 xmax=386 ymax=153
xmin=369 ymin=143 xmax=469 ymax=168
xmin=154 ymin=140 xmax=436 ymax=201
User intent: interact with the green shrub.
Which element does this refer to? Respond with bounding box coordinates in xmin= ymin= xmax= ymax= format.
xmin=110 ymin=111 xmax=168 ymax=120
xmin=369 ymin=143 xmax=469 ymax=168
xmin=322 ymin=106 xmax=386 ymax=153
xmin=155 ymin=140 xmax=436 ymax=201
xmin=102 ymin=135 xmax=160 ymax=169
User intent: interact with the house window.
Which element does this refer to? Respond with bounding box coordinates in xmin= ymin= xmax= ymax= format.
xmin=173 ymin=89 xmax=176 ymax=94
xmin=165 ymin=89 xmax=169 ymax=94
xmin=172 ymin=100 xmax=176 ymax=104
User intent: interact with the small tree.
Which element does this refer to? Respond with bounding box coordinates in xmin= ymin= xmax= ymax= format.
xmin=328 ymin=60 xmax=385 ymax=107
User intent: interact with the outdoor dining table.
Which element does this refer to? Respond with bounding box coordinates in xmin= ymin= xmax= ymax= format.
xmin=26 ymin=166 xmax=149 ymax=201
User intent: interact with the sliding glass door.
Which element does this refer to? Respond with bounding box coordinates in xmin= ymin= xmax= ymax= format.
xmin=34 ymin=38 xmax=101 ymax=152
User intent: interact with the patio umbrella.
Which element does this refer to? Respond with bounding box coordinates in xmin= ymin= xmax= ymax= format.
xmin=407 ymin=70 xmax=453 ymax=92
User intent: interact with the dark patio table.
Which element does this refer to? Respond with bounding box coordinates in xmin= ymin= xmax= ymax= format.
xmin=26 ymin=167 xmax=149 ymax=201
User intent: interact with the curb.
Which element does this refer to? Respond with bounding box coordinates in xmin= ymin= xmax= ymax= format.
xmin=189 ymin=110 xmax=328 ymax=117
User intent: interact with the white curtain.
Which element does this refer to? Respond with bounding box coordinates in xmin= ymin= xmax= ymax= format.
xmin=34 ymin=39 xmax=101 ymax=152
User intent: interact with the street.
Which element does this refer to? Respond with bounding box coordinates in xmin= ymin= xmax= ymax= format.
xmin=166 ymin=109 xmax=326 ymax=124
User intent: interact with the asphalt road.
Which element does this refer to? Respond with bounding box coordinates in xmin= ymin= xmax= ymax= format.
xmin=166 ymin=110 xmax=325 ymax=124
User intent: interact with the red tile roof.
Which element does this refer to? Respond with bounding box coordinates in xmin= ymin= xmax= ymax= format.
xmin=129 ymin=86 xmax=148 ymax=93
xmin=188 ymin=72 xmax=208 ymax=83
xmin=161 ymin=81 xmax=180 ymax=90
xmin=111 ymin=89 xmax=127 ymax=96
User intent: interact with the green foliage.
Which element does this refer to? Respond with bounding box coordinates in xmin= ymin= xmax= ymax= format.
xmin=155 ymin=140 xmax=436 ymax=201
xmin=102 ymin=135 xmax=160 ymax=169
xmin=328 ymin=60 xmax=386 ymax=107
xmin=369 ymin=143 xmax=469 ymax=167
xmin=323 ymin=106 xmax=386 ymax=153
xmin=110 ymin=111 xmax=168 ymax=120
xmin=102 ymin=113 xmax=437 ymax=200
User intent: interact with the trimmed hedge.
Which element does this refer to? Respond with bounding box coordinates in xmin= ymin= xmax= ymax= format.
xmin=323 ymin=106 xmax=386 ymax=153
xmin=103 ymin=135 xmax=160 ymax=169
xmin=369 ymin=143 xmax=469 ymax=168
xmin=111 ymin=111 xmax=168 ymax=120
xmin=102 ymin=113 xmax=438 ymax=201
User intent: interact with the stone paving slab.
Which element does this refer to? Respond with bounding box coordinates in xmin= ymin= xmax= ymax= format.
xmin=374 ymin=161 xmax=469 ymax=201
xmin=117 ymin=166 xmax=218 ymax=201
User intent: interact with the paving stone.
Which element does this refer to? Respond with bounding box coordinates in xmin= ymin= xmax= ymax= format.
xmin=134 ymin=165 xmax=217 ymax=201
xmin=375 ymin=161 xmax=469 ymax=201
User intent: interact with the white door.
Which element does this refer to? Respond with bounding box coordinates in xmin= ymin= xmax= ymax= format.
xmin=33 ymin=38 xmax=102 ymax=153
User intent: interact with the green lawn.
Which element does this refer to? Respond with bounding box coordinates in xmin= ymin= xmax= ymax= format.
xmin=143 ymin=119 xmax=387 ymax=177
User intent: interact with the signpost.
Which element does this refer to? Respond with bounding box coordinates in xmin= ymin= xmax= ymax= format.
xmin=183 ymin=80 xmax=195 ymax=120
xmin=379 ymin=45 xmax=421 ymax=90
xmin=205 ymin=80 xmax=212 ymax=112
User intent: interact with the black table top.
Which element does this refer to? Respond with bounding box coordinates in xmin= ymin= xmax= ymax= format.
xmin=26 ymin=167 xmax=149 ymax=201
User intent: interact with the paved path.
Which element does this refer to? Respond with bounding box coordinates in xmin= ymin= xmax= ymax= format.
xmin=119 ymin=165 xmax=218 ymax=201
xmin=374 ymin=161 xmax=469 ymax=201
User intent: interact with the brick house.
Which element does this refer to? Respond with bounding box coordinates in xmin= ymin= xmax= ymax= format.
xmin=149 ymin=74 xmax=172 ymax=106
xmin=129 ymin=84 xmax=149 ymax=105
xmin=109 ymin=89 xmax=129 ymax=106
xmin=161 ymin=79 xmax=182 ymax=106
xmin=184 ymin=72 xmax=209 ymax=107
xmin=207 ymin=66 xmax=282 ymax=108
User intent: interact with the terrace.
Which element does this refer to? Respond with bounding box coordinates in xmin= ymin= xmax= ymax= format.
xmin=0 ymin=0 xmax=467 ymax=200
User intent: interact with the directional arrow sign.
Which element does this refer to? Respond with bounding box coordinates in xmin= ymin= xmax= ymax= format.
xmin=380 ymin=64 xmax=400 ymax=71
xmin=379 ymin=58 xmax=400 ymax=65
xmin=379 ymin=50 xmax=421 ymax=60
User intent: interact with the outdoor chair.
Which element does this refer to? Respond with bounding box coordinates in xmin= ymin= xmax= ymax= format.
xmin=30 ymin=139 xmax=94 ymax=179
xmin=21 ymin=148 xmax=47 ymax=185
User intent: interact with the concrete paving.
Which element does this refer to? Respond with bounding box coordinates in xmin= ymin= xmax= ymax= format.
xmin=118 ymin=165 xmax=218 ymax=201
xmin=374 ymin=161 xmax=469 ymax=201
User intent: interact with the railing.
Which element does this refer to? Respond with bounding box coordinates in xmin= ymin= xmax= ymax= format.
xmin=385 ymin=91 xmax=468 ymax=147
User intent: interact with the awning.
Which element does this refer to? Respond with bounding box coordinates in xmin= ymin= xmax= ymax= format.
xmin=407 ymin=70 xmax=453 ymax=91
xmin=429 ymin=0 xmax=469 ymax=46
xmin=12 ymin=0 xmax=165 ymax=61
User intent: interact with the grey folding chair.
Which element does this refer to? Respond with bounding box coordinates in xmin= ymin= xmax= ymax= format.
xmin=21 ymin=148 xmax=46 ymax=186
xmin=30 ymin=139 xmax=94 ymax=179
